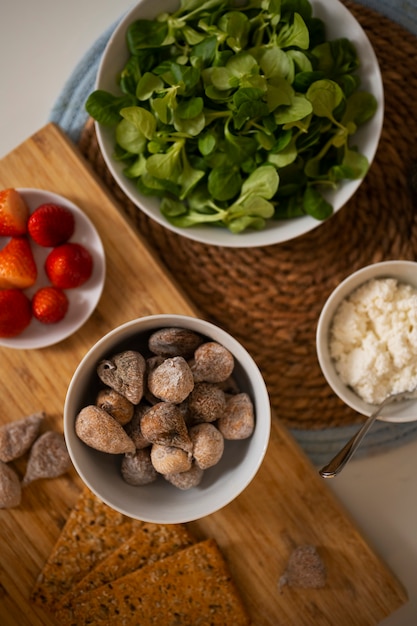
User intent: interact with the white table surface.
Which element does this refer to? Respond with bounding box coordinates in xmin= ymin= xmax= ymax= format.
xmin=2 ymin=1 xmax=417 ymax=624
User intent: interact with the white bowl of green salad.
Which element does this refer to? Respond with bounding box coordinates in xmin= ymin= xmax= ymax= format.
xmin=88 ymin=0 xmax=384 ymax=248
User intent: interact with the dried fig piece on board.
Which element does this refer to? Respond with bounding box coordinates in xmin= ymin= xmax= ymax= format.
xmin=0 ymin=411 xmax=45 ymax=462
xmin=0 ymin=460 xmax=21 ymax=508
xmin=279 ymin=545 xmax=327 ymax=590
xmin=22 ymin=431 xmax=72 ymax=486
xmin=97 ymin=351 xmax=146 ymax=405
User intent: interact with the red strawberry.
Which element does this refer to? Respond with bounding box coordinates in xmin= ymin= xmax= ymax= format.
xmin=0 ymin=188 xmax=30 ymax=236
xmin=28 ymin=203 xmax=75 ymax=247
xmin=0 ymin=237 xmax=37 ymax=289
xmin=0 ymin=289 xmax=32 ymax=337
xmin=32 ymin=286 xmax=69 ymax=324
xmin=45 ymin=242 xmax=93 ymax=289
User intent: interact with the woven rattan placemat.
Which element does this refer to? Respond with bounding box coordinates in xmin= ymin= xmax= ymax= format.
xmin=77 ymin=1 xmax=417 ymax=432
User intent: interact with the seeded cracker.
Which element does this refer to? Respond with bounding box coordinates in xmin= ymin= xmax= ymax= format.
xmin=31 ymin=488 xmax=143 ymax=610
xmin=54 ymin=539 xmax=251 ymax=626
xmin=57 ymin=522 xmax=196 ymax=610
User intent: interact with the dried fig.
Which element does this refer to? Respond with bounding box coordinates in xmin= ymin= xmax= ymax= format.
xmin=150 ymin=444 xmax=191 ymax=475
xmin=279 ymin=545 xmax=326 ymax=590
xmin=141 ymin=402 xmax=192 ymax=453
xmin=0 ymin=461 xmax=21 ymax=508
xmin=165 ymin=462 xmax=204 ymax=490
xmin=217 ymin=393 xmax=255 ymax=440
xmin=121 ymin=448 xmax=158 ymax=486
xmin=97 ymin=350 xmax=146 ymax=405
xmin=124 ymin=403 xmax=151 ymax=450
xmin=191 ymin=342 xmax=234 ymax=383
xmin=143 ymin=356 xmax=165 ymax=405
xmin=148 ymin=327 xmax=204 ymax=358
xmin=22 ymin=431 xmax=72 ymax=486
xmin=147 ymin=356 xmax=194 ymax=404
xmin=188 ymin=383 xmax=226 ymax=423
xmin=0 ymin=411 xmax=44 ymax=462
xmin=96 ymin=389 xmax=134 ymax=426
xmin=189 ymin=423 xmax=224 ymax=469
xmin=75 ymin=406 xmax=135 ymax=455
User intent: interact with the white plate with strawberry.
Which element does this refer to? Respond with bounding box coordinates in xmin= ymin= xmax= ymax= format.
xmin=0 ymin=188 xmax=105 ymax=348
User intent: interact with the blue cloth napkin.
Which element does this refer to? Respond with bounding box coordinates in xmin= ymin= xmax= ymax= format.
xmin=49 ymin=0 xmax=417 ymax=465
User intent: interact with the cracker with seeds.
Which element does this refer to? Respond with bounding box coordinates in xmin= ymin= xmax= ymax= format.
xmin=54 ymin=539 xmax=251 ymax=626
xmin=57 ymin=522 xmax=196 ymax=610
xmin=31 ymin=488 xmax=143 ymax=609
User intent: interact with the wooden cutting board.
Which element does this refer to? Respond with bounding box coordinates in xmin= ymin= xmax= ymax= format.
xmin=0 ymin=124 xmax=407 ymax=625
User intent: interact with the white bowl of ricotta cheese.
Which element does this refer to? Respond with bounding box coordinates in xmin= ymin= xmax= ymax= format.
xmin=317 ymin=260 xmax=417 ymax=422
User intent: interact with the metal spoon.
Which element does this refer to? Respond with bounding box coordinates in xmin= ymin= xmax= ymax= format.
xmin=319 ymin=387 xmax=417 ymax=478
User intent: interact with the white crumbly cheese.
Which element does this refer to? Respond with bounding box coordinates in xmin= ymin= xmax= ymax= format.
xmin=329 ymin=278 xmax=417 ymax=404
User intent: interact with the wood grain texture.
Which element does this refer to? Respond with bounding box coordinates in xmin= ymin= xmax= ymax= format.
xmin=0 ymin=124 xmax=407 ymax=625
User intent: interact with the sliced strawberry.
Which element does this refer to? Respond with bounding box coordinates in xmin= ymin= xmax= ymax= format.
xmin=0 ymin=237 xmax=37 ymax=289
xmin=0 ymin=289 xmax=32 ymax=337
xmin=45 ymin=242 xmax=93 ymax=289
xmin=0 ymin=188 xmax=30 ymax=236
xmin=28 ymin=203 xmax=75 ymax=247
xmin=32 ymin=286 xmax=69 ymax=324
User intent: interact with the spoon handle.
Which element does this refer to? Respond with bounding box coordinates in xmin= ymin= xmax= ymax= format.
xmin=319 ymin=388 xmax=417 ymax=478
xmin=319 ymin=404 xmax=384 ymax=478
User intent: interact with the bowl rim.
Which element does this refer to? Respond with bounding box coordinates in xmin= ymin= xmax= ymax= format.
xmin=64 ymin=313 xmax=271 ymax=522
xmin=316 ymin=260 xmax=417 ymax=423
xmin=94 ymin=0 xmax=384 ymax=248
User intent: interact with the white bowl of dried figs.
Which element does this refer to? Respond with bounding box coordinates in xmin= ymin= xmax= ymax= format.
xmin=64 ymin=314 xmax=270 ymax=523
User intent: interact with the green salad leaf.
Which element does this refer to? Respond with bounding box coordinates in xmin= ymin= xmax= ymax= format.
xmin=86 ymin=0 xmax=378 ymax=234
